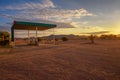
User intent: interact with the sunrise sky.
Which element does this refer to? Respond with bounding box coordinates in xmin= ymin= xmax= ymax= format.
xmin=0 ymin=0 xmax=120 ymax=35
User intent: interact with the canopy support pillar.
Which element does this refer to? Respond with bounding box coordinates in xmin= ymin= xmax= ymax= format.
xmin=53 ymin=28 xmax=56 ymax=45
xmin=11 ymin=26 xmax=15 ymax=47
xmin=28 ymin=29 xmax=30 ymax=44
xmin=42 ymin=31 xmax=45 ymax=44
xmin=11 ymin=26 xmax=14 ymax=42
xmin=36 ymin=27 xmax=38 ymax=44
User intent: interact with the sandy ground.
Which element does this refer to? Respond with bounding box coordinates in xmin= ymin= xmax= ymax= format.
xmin=0 ymin=40 xmax=120 ymax=80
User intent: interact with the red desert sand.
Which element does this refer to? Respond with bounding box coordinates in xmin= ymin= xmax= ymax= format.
xmin=0 ymin=40 xmax=120 ymax=80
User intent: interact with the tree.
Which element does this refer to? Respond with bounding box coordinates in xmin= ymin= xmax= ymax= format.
xmin=61 ymin=37 xmax=68 ymax=41
xmin=89 ymin=34 xmax=95 ymax=44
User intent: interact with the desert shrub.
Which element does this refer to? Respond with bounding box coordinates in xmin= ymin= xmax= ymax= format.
xmin=100 ymin=34 xmax=117 ymax=40
xmin=38 ymin=37 xmax=44 ymax=42
xmin=61 ymin=37 xmax=68 ymax=41
xmin=55 ymin=38 xmax=58 ymax=41
xmin=3 ymin=40 xmax=10 ymax=45
xmin=0 ymin=31 xmax=10 ymax=46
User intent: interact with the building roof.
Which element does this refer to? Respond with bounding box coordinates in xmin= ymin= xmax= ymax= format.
xmin=12 ymin=21 xmax=56 ymax=30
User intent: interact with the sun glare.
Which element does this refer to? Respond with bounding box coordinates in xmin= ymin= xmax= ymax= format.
xmin=111 ymin=22 xmax=120 ymax=34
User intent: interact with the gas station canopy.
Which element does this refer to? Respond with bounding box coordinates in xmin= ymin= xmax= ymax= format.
xmin=12 ymin=21 xmax=56 ymax=30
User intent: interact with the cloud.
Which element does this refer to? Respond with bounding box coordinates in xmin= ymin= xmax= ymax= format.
xmin=70 ymin=22 xmax=80 ymax=28
xmin=81 ymin=26 xmax=104 ymax=31
xmin=2 ymin=0 xmax=55 ymax=10
xmin=43 ymin=0 xmax=55 ymax=8
xmin=0 ymin=0 xmax=95 ymax=23
xmin=10 ymin=8 xmax=94 ymax=23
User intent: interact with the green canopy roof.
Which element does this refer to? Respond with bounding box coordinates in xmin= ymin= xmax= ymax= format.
xmin=12 ymin=21 xmax=56 ymax=30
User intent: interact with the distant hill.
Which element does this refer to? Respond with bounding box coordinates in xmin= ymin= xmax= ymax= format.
xmin=44 ymin=34 xmax=88 ymax=40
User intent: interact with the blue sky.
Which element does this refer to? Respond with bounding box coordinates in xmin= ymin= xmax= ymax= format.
xmin=0 ymin=0 xmax=120 ymax=35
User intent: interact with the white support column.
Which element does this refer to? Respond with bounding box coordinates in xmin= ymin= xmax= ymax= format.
xmin=36 ymin=27 xmax=38 ymax=37
xmin=12 ymin=29 xmax=15 ymax=47
xmin=53 ymin=28 xmax=56 ymax=45
xmin=42 ymin=31 xmax=45 ymax=44
xmin=36 ymin=27 xmax=38 ymax=44
xmin=28 ymin=29 xmax=30 ymax=44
